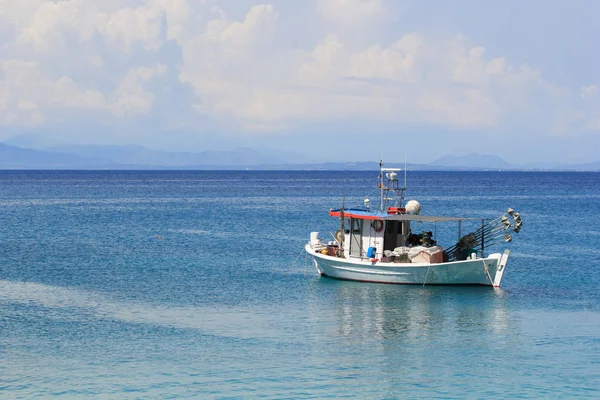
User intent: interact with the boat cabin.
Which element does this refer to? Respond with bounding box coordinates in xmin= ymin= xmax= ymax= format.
xmin=311 ymin=162 xmax=518 ymax=264
xmin=328 ymin=209 xmax=460 ymax=263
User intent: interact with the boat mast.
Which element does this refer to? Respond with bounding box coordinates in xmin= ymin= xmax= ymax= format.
xmin=379 ymin=159 xmax=384 ymax=212
xmin=404 ymin=151 xmax=407 ymax=191
xmin=338 ymin=196 xmax=345 ymax=256
xmin=378 ymin=161 xmax=405 ymax=212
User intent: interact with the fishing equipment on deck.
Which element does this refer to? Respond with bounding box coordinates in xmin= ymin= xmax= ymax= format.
xmin=445 ymin=208 xmax=523 ymax=261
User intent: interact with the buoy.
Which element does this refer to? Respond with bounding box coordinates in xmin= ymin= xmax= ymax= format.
xmin=157 ymin=235 xmax=162 ymax=239
xmin=371 ymin=219 xmax=384 ymax=232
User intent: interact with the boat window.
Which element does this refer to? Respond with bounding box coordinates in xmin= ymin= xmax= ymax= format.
xmin=384 ymin=220 xmax=410 ymax=250
xmin=384 ymin=221 xmax=398 ymax=251
xmin=350 ymin=218 xmax=362 ymax=257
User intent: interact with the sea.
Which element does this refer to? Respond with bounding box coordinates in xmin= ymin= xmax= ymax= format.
xmin=0 ymin=170 xmax=599 ymax=399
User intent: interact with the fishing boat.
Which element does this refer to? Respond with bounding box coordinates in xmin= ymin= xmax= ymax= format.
xmin=304 ymin=160 xmax=522 ymax=287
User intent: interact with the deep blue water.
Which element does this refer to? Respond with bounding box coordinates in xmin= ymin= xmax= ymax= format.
xmin=1 ymin=170 xmax=599 ymax=398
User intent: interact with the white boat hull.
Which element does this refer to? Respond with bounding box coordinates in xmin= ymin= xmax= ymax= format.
xmin=305 ymin=244 xmax=509 ymax=287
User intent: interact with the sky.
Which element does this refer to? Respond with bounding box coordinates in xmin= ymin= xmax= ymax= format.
xmin=0 ymin=0 xmax=599 ymax=164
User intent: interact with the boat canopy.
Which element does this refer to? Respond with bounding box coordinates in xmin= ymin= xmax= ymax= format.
xmin=329 ymin=209 xmax=481 ymax=222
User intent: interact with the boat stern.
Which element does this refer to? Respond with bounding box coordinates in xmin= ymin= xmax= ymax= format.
xmin=492 ymin=250 xmax=510 ymax=287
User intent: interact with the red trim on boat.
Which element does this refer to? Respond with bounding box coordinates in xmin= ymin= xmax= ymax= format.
xmin=387 ymin=207 xmax=406 ymax=214
xmin=329 ymin=210 xmax=379 ymax=220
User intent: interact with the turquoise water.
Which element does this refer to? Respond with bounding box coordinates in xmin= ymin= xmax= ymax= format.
xmin=1 ymin=171 xmax=599 ymax=398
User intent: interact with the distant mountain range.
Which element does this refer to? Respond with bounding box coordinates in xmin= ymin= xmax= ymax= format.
xmin=430 ymin=154 xmax=511 ymax=169
xmin=3 ymin=132 xmax=63 ymax=150
xmin=45 ymin=144 xmax=286 ymax=167
xmin=0 ymin=133 xmax=293 ymax=169
xmin=1 ymin=133 xmax=599 ymax=171
xmin=0 ymin=143 xmax=106 ymax=169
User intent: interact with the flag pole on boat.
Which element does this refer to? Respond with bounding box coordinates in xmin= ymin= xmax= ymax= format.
xmin=337 ymin=196 xmax=345 ymax=257
xmin=404 ymin=151 xmax=407 ymax=192
xmin=379 ymin=158 xmax=384 ymax=212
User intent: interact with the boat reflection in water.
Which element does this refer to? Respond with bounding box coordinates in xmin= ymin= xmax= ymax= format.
xmin=327 ymin=282 xmax=511 ymax=343
xmin=303 ymin=280 xmax=519 ymax=395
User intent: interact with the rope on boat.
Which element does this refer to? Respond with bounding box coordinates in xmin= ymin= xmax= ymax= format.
xmin=304 ymin=253 xmax=308 ymax=277
xmin=287 ymin=247 xmax=306 ymax=274
xmin=482 ymin=260 xmax=494 ymax=286
xmin=423 ymin=264 xmax=432 ymax=286
xmin=303 ymin=250 xmax=311 ymax=277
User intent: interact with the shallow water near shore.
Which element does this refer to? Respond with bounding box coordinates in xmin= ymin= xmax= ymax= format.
xmin=1 ymin=170 xmax=599 ymax=398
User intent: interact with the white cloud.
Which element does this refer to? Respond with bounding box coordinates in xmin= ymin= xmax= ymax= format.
xmin=17 ymin=100 xmax=38 ymax=110
xmin=218 ymin=4 xmax=278 ymax=47
xmin=299 ymin=34 xmax=420 ymax=83
xmin=0 ymin=58 xmax=166 ymax=125
xmin=580 ymin=85 xmax=600 ymax=130
xmin=179 ymin=4 xmax=283 ymax=119
xmin=588 ymin=119 xmax=600 ymax=130
xmin=0 ymin=0 xmax=597 ymax=138
xmin=111 ymin=64 xmax=167 ymax=116
xmin=581 ymin=84 xmax=598 ymax=99
xmin=0 ymin=1 xmax=187 ymax=128
xmin=15 ymin=0 xmax=171 ymax=51
xmin=180 ymin=20 xmax=550 ymax=130
xmin=317 ymin=0 xmax=385 ymax=25
xmin=53 ymin=76 xmax=107 ymax=110
xmin=0 ymin=59 xmax=51 ymax=125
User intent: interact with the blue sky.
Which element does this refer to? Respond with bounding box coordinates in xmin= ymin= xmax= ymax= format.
xmin=0 ymin=0 xmax=599 ymax=164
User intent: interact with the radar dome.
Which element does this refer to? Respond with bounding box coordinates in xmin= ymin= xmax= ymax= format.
xmin=405 ymin=200 xmax=421 ymax=215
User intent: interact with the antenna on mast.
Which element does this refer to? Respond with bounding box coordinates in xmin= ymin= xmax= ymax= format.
xmin=379 ymin=156 xmax=384 ymax=213
xmin=404 ymin=151 xmax=407 ymax=189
